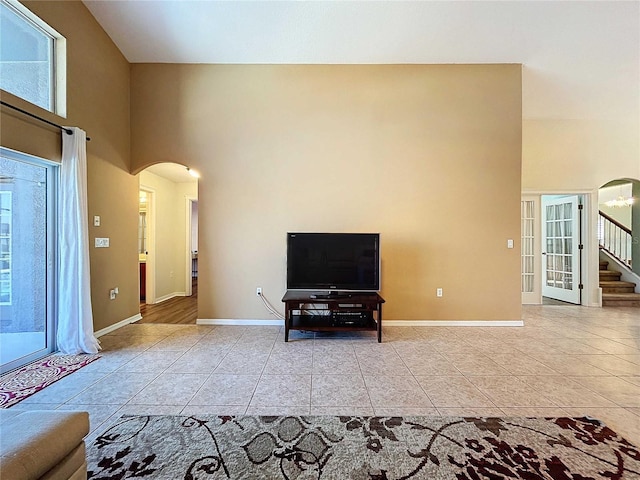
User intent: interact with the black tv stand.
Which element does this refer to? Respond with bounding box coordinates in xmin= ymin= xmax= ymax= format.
xmin=282 ymin=290 xmax=385 ymax=343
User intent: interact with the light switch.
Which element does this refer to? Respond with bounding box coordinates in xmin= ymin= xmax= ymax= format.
xmin=94 ymin=216 xmax=100 ymax=226
xmin=507 ymin=239 xmax=514 ymax=249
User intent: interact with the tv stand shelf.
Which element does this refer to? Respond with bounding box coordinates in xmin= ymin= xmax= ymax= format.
xmin=282 ymin=291 xmax=385 ymax=343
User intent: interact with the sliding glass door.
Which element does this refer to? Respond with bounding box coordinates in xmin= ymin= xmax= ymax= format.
xmin=0 ymin=147 xmax=57 ymax=374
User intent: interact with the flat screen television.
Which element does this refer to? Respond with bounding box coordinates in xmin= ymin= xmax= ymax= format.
xmin=286 ymin=233 xmax=380 ymax=292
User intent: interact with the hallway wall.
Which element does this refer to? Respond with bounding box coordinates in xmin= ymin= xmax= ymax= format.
xmin=139 ymin=170 xmax=197 ymax=302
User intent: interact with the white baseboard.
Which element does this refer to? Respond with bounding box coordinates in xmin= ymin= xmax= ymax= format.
xmin=383 ymin=320 xmax=524 ymax=327
xmin=197 ymin=319 xmax=284 ymax=326
xmin=153 ymin=292 xmax=186 ymax=304
xmin=196 ymin=319 xmax=523 ymax=327
xmin=94 ymin=313 xmax=142 ymax=337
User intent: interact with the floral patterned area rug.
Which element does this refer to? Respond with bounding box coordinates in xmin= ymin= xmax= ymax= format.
xmin=87 ymin=415 xmax=640 ymax=479
xmin=0 ymin=354 xmax=100 ymax=408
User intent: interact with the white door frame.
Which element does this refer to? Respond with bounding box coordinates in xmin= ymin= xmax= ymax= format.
xmin=140 ymin=185 xmax=156 ymax=305
xmin=522 ymin=189 xmax=599 ymax=307
xmin=185 ymin=196 xmax=197 ymax=297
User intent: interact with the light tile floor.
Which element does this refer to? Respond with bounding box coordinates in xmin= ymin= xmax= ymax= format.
xmin=9 ymin=305 xmax=640 ymax=445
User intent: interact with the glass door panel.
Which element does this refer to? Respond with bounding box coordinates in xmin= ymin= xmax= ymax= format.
xmin=541 ymin=195 xmax=581 ymax=304
xmin=521 ymin=196 xmax=541 ymax=304
xmin=0 ymin=149 xmax=55 ymax=373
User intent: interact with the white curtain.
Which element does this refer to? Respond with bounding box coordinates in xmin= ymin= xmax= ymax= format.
xmin=57 ymin=127 xmax=100 ymax=354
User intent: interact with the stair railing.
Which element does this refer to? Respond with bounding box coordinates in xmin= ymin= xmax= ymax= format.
xmin=598 ymin=211 xmax=632 ymax=269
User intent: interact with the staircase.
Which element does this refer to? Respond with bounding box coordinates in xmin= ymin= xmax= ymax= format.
xmin=600 ymin=260 xmax=640 ymax=307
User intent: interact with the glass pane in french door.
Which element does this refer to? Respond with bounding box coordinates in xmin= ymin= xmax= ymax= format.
xmin=541 ymin=195 xmax=580 ymax=304
xmin=521 ymin=196 xmax=541 ymax=304
xmin=0 ymin=149 xmax=55 ymax=373
xmin=545 ymin=204 xmax=573 ymax=289
xmin=521 ymin=200 xmax=535 ymax=293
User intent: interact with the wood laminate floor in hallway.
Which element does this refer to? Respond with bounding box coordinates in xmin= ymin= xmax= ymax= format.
xmin=138 ymin=278 xmax=197 ymax=324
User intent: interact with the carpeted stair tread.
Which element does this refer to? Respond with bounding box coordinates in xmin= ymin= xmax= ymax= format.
xmin=599 ymin=270 xmax=622 ymax=280
xmin=603 ymin=292 xmax=640 ymax=299
xmin=602 ymin=292 xmax=640 ymax=307
xmin=600 ymin=280 xmax=636 ymax=293
xmin=600 ymin=280 xmax=635 ymax=286
xmin=598 ymin=258 xmax=637 ymax=305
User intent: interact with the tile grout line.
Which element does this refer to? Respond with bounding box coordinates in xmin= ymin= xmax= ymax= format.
xmin=245 ymin=331 xmax=278 ymax=415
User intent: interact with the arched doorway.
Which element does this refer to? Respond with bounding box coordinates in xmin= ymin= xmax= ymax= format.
xmin=137 ymin=163 xmax=199 ymax=323
xmin=597 ymin=178 xmax=640 ymax=307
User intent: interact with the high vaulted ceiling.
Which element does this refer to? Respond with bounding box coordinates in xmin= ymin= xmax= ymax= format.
xmin=81 ymin=1 xmax=638 ymax=123
xmin=82 ymin=1 xmax=636 ymax=66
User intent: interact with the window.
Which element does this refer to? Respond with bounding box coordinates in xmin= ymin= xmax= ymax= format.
xmin=0 ymin=0 xmax=65 ymax=115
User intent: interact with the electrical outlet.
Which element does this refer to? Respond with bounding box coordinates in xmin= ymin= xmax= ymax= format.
xmin=436 ymin=288 xmax=443 ymax=297
xmin=256 ymin=287 xmax=262 ymax=296
xmin=95 ymin=237 xmax=109 ymax=248
xmin=109 ymin=289 xmax=116 ymax=300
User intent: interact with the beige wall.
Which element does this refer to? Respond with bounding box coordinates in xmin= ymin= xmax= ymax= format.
xmin=139 ymin=170 xmax=197 ymax=300
xmin=131 ymin=64 xmax=523 ymax=321
xmin=522 ymin=119 xmax=640 ymax=191
xmin=0 ymin=1 xmax=138 ymax=332
xmin=1 ymin=2 xmax=635 ymax=330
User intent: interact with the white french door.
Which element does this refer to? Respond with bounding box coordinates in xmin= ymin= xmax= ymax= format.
xmin=541 ymin=195 xmax=582 ymax=304
xmin=0 ymin=148 xmax=57 ymax=373
xmin=521 ymin=196 xmax=541 ymax=304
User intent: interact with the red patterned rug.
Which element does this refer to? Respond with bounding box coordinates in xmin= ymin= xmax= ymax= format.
xmin=0 ymin=354 xmax=101 ymax=408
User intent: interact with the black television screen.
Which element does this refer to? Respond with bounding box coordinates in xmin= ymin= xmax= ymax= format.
xmin=286 ymin=233 xmax=380 ymax=291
